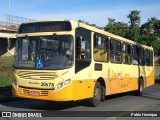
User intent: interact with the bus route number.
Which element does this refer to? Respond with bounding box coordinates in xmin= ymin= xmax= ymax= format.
xmin=41 ymin=82 xmax=54 ymax=87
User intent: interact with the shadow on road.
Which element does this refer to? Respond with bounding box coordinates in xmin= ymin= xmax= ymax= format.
xmin=1 ymin=93 xmax=129 ymax=110
xmin=1 ymin=84 xmax=159 ymax=111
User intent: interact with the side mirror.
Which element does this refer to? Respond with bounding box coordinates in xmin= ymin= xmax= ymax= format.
xmin=7 ymin=34 xmax=16 ymax=56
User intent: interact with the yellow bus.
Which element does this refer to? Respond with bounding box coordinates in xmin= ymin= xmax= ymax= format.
xmin=10 ymin=20 xmax=154 ymax=106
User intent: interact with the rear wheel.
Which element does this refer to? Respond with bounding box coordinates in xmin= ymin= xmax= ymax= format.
xmin=139 ymin=78 xmax=144 ymax=96
xmin=135 ymin=78 xmax=144 ymax=96
xmin=88 ymin=82 xmax=101 ymax=107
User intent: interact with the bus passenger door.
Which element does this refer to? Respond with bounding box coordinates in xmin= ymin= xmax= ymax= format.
xmin=139 ymin=48 xmax=146 ymax=87
xmin=109 ymin=39 xmax=122 ymax=94
xmin=110 ymin=64 xmax=122 ymax=94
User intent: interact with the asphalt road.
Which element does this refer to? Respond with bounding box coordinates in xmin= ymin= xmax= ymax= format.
xmin=0 ymin=83 xmax=160 ymax=120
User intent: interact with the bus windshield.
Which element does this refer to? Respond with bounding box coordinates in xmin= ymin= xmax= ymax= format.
xmin=14 ymin=35 xmax=73 ymax=69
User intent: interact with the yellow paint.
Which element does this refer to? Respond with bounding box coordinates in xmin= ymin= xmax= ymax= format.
xmin=12 ymin=79 xmax=96 ymax=101
xmin=12 ymin=62 xmax=154 ymax=101
xmin=94 ymin=48 xmax=108 ymax=62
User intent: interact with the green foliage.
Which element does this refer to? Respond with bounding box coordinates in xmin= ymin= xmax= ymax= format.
xmin=127 ymin=10 xmax=141 ymax=42
xmin=138 ymin=34 xmax=156 ymax=46
xmin=104 ymin=10 xmax=160 ymax=56
xmin=104 ymin=18 xmax=129 ymax=38
xmin=0 ymin=57 xmax=13 ymax=87
xmin=140 ymin=17 xmax=160 ymax=55
xmin=127 ymin=10 xmax=141 ymax=25
xmin=0 ymin=76 xmax=12 ymax=87
xmin=151 ymin=40 xmax=160 ymax=55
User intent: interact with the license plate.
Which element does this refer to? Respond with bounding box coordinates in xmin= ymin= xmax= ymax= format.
xmin=29 ymin=91 xmax=40 ymax=96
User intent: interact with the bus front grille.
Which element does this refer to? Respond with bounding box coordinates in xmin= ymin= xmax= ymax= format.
xmin=16 ymin=71 xmax=58 ymax=80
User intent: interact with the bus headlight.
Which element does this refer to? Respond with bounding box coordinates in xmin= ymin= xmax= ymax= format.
xmin=64 ymin=79 xmax=71 ymax=85
xmin=57 ymin=82 xmax=63 ymax=89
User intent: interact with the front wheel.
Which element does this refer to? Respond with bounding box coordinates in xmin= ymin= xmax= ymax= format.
xmin=88 ymin=82 xmax=101 ymax=107
xmin=101 ymin=85 xmax=106 ymax=102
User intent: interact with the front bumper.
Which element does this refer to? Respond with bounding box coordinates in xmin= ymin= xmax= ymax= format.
xmin=12 ymin=83 xmax=74 ymax=101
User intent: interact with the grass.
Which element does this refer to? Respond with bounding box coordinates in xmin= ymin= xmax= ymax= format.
xmin=0 ymin=56 xmax=14 ymax=87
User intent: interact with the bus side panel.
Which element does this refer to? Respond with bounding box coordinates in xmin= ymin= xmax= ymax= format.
xmin=105 ymin=69 xmax=111 ymax=95
xmin=139 ymin=65 xmax=155 ymax=88
xmin=144 ymin=67 xmax=155 ymax=88
xmin=109 ymin=64 xmax=122 ymax=94
xmin=109 ymin=64 xmax=139 ymax=94
xmin=123 ymin=65 xmax=139 ymax=92
xmin=72 ymin=79 xmax=95 ymax=101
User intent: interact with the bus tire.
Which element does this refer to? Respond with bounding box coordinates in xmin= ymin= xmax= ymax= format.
xmin=135 ymin=78 xmax=144 ymax=96
xmin=101 ymin=85 xmax=105 ymax=102
xmin=88 ymin=82 xmax=101 ymax=107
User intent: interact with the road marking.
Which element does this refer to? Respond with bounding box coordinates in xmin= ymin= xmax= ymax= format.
xmin=105 ymin=102 xmax=149 ymax=120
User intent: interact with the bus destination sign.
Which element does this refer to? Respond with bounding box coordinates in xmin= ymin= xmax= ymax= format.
xmin=18 ymin=21 xmax=71 ymax=33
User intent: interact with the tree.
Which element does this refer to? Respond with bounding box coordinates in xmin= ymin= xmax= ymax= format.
xmin=103 ymin=10 xmax=160 ymax=56
xmin=127 ymin=10 xmax=141 ymax=41
xmin=140 ymin=17 xmax=160 ymax=55
xmin=108 ymin=18 xmax=116 ymax=24
xmin=141 ymin=17 xmax=160 ymax=35
xmin=104 ymin=18 xmax=129 ymax=38
xmin=151 ymin=40 xmax=160 ymax=55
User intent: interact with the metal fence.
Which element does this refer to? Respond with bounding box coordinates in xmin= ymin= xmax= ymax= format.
xmin=0 ymin=14 xmax=34 ymax=31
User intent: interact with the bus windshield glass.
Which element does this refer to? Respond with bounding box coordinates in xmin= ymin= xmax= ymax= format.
xmin=14 ymin=35 xmax=73 ymax=69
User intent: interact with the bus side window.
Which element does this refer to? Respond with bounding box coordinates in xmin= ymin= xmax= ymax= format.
xmin=93 ymin=33 xmax=109 ymax=62
xmin=76 ymin=28 xmax=91 ymax=60
xmin=139 ymin=47 xmax=145 ymax=66
xmin=145 ymin=49 xmax=150 ymax=66
xmin=105 ymin=37 xmax=109 ymax=62
xmin=131 ymin=45 xmax=138 ymax=65
xmin=110 ymin=39 xmax=122 ymax=63
xmin=76 ymin=36 xmax=82 ymax=59
xmin=122 ymin=42 xmax=131 ymax=64
xmin=122 ymin=43 xmax=127 ymax=63
xmin=75 ymin=27 xmax=91 ymax=73
xmin=145 ymin=49 xmax=153 ymax=66
xmin=150 ymin=51 xmax=153 ymax=66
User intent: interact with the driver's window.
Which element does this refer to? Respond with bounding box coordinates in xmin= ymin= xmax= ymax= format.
xmin=76 ymin=28 xmax=91 ymax=60
xmin=21 ymin=39 xmax=29 ymax=60
xmin=75 ymin=27 xmax=91 ymax=73
xmin=21 ymin=38 xmax=34 ymax=61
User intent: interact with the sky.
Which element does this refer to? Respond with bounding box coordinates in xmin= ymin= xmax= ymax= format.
xmin=0 ymin=0 xmax=160 ymax=27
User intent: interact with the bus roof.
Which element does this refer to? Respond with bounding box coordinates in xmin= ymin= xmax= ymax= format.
xmin=75 ymin=20 xmax=153 ymax=50
xmin=19 ymin=19 xmax=153 ymax=50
